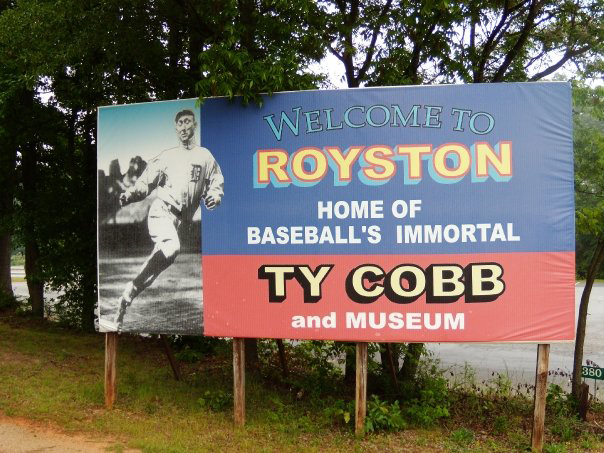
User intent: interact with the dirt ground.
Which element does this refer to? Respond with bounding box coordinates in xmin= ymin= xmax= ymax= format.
xmin=0 ymin=415 xmax=139 ymax=453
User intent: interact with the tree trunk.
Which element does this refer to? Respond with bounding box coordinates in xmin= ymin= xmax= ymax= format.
xmin=380 ymin=343 xmax=399 ymax=387
xmin=0 ymin=235 xmax=12 ymax=299
xmin=25 ymin=241 xmax=44 ymax=317
xmin=22 ymin=141 xmax=44 ymax=317
xmin=0 ymin=114 xmax=17 ymax=301
xmin=399 ymin=343 xmax=424 ymax=384
xmin=244 ymin=338 xmax=258 ymax=369
xmin=344 ymin=342 xmax=356 ymax=383
xmin=572 ymin=236 xmax=604 ymax=398
xmin=20 ymin=89 xmax=44 ymax=317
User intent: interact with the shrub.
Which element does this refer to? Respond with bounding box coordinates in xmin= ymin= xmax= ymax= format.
xmin=197 ymin=390 xmax=232 ymax=411
xmin=365 ymin=395 xmax=407 ymax=433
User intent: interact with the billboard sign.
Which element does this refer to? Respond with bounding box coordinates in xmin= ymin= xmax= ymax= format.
xmin=98 ymin=82 xmax=575 ymax=342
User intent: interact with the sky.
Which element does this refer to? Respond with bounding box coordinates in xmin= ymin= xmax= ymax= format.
xmin=97 ymin=99 xmax=199 ymax=175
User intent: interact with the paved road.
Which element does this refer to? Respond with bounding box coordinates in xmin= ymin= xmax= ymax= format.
xmin=428 ymin=283 xmax=604 ymax=399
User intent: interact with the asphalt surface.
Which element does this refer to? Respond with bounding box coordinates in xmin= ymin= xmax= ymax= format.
xmin=428 ymin=283 xmax=604 ymax=399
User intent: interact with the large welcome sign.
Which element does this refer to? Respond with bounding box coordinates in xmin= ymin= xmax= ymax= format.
xmin=97 ymin=82 xmax=574 ymax=341
xmin=201 ymin=82 xmax=574 ymax=342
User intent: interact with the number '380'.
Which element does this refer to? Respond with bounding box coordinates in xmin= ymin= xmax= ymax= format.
xmin=582 ymin=366 xmax=603 ymax=378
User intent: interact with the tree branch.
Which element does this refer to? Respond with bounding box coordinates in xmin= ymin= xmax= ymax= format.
xmin=529 ymin=45 xmax=591 ymax=80
xmin=357 ymin=0 xmax=393 ymax=82
xmin=475 ymin=0 xmax=511 ymax=82
xmin=576 ymin=188 xmax=604 ymax=198
xmin=492 ymin=0 xmax=542 ymax=82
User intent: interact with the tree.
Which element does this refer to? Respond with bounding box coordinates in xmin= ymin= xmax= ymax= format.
xmin=321 ymin=0 xmax=604 ymax=87
xmin=0 ymin=0 xmax=326 ymax=330
xmin=0 ymin=75 xmax=17 ymax=304
xmin=195 ymin=0 xmax=327 ymax=365
xmin=571 ymin=82 xmax=604 ymax=399
xmin=0 ymin=0 xmax=20 ymax=304
xmin=196 ymin=0 xmax=324 ymax=102
xmin=317 ymin=0 xmax=604 ymax=386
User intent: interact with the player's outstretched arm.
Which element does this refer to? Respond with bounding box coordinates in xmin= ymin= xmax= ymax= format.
xmin=119 ymin=158 xmax=162 ymax=206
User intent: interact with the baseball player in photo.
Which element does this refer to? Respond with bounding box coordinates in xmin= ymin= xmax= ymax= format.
xmin=105 ymin=109 xmax=224 ymax=331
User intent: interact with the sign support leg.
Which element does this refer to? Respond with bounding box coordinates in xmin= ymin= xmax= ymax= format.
xmin=233 ymin=338 xmax=245 ymax=426
xmin=355 ymin=342 xmax=368 ymax=437
xmin=159 ymin=334 xmax=181 ymax=381
xmin=104 ymin=332 xmax=118 ymax=409
xmin=531 ymin=343 xmax=550 ymax=452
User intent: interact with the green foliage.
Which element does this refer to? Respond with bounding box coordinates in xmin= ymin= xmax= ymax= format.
xmin=0 ymin=0 xmax=325 ymax=329
xmin=321 ymin=0 xmax=604 ymax=88
xmin=323 ymin=399 xmax=353 ymax=426
xmin=174 ymin=347 xmax=204 ymax=364
xmin=196 ymin=0 xmax=324 ymax=104
xmin=10 ymin=252 xmax=24 ymax=266
xmin=403 ymin=373 xmax=450 ymax=426
xmin=2 ymin=319 xmax=604 ymax=451
xmin=574 ymin=83 xmax=604 ymax=237
xmin=450 ymin=427 xmax=474 ymax=446
xmin=543 ymin=443 xmax=566 ymax=453
xmin=259 ymin=340 xmax=344 ymax=399
xmin=365 ymin=395 xmax=407 ymax=433
xmin=197 ymin=390 xmax=232 ymax=412
xmin=550 ymin=417 xmax=577 ymax=443
xmin=544 ymin=384 xmax=583 ymax=443
xmin=172 ymin=336 xmax=226 ymax=363
xmin=492 ymin=414 xmax=509 ymax=435
xmin=547 ymin=384 xmax=573 ymax=416
xmin=0 ymin=287 xmax=18 ymax=310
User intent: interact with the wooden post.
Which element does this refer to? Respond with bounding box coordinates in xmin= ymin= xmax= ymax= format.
xmin=531 ymin=344 xmax=550 ymax=452
xmin=233 ymin=338 xmax=245 ymax=426
xmin=159 ymin=334 xmax=181 ymax=381
xmin=355 ymin=342 xmax=368 ymax=437
xmin=104 ymin=332 xmax=118 ymax=409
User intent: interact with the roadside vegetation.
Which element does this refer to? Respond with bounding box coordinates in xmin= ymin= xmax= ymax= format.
xmin=0 ymin=312 xmax=602 ymax=453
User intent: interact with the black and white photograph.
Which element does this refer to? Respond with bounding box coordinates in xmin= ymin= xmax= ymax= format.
xmin=97 ymin=101 xmax=223 ymax=334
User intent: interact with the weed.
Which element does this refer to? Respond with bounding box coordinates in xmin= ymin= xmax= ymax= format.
xmin=547 ymin=384 xmax=575 ymax=416
xmin=323 ymin=399 xmax=353 ymax=426
xmin=174 ymin=346 xmax=204 ymax=363
xmin=485 ymin=373 xmax=513 ymax=399
xmin=197 ymin=390 xmax=232 ymax=411
xmin=450 ymin=427 xmax=474 ymax=446
xmin=492 ymin=414 xmax=509 ymax=435
xmin=543 ymin=443 xmax=567 ymax=453
xmin=405 ymin=374 xmax=450 ymax=426
xmin=365 ymin=395 xmax=407 ymax=433
xmin=549 ymin=415 xmax=580 ymax=442
xmin=580 ymin=433 xmax=597 ymax=449
xmin=507 ymin=428 xmax=530 ymax=451
xmin=1 ymin=318 xmax=603 ymax=453
xmin=172 ymin=336 xmax=226 ymax=362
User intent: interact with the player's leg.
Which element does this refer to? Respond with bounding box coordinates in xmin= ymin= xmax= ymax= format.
xmin=115 ymin=200 xmax=180 ymax=327
xmin=115 ymin=242 xmax=178 ymax=326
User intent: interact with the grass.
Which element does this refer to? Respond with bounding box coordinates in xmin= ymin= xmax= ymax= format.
xmin=10 ymin=253 xmax=25 ymax=266
xmin=0 ymin=313 xmax=602 ymax=453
